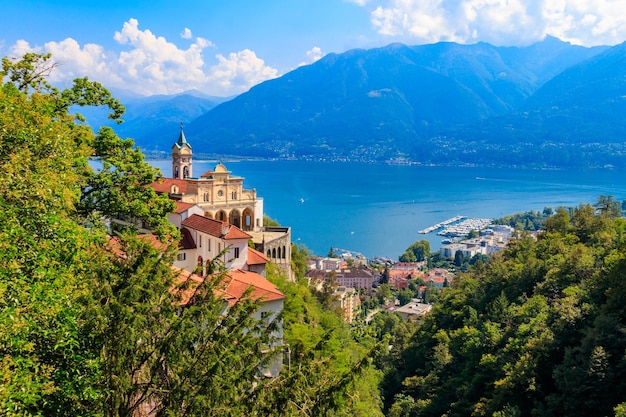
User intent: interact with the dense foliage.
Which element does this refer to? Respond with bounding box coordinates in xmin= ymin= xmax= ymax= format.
xmin=493 ymin=208 xmax=554 ymax=231
xmin=383 ymin=199 xmax=626 ymax=416
xmin=0 ymin=53 xmax=383 ymax=417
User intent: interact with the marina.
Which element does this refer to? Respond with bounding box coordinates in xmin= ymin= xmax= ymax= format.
xmin=418 ymin=215 xmax=466 ymax=234
xmin=437 ymin=218 xmax=493 ymax=237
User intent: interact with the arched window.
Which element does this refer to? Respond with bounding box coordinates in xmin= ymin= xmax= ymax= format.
xmin=277 ymin=247 xmax=282 ymax=259
xmin=272 ymin=248 xmax=276 ymax=259
xmin=171 ymin=185 xmax=179 ymax=194
xmin=282 ymin=245 xmax=286 ymax=259
xmin=174 ymin=166 xmax=179 ymax=178
xmin=267 ymin=250 xmax=271 ymax=257
xmin=206 ymin=259 xmax=213 ymax=275
xmin=183 ymin=166 xmax=190 ymax=178
xmin=203 ymin=193 xmax=209 ymax=202
xmin=197 ymin=256 xmax=204 ymax=276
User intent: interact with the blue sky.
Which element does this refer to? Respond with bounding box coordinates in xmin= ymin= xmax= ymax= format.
xmin=2 ymin=0 xmax=626 ymax=97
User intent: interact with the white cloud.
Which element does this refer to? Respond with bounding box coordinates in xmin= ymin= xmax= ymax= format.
xmin=306 ymin=46 xmax=324 ymax=62
xmin=209 ymin=49 xmax=279 ymax=94
xmin=7 ymin=18 xmax=279 ymax=96
xmin=297 ymin=46 xmax=325 ymax=67
xmin=181 ymin=28 xmax=192 ymax=39
xmin=363 ymin=0 xmax=626 ymax=46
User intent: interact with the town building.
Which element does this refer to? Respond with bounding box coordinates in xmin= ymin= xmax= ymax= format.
xmin=149 ymin=125 xmax=293 ymax=278
xmin=439 ymin=235 xmax=508 ymax=259
xmin=335 ymin=269 xmax=374 ymax=294
xmin=332 ymin=286 xmax=361 ymax=323
xmin=305 ymin=268 xmax=374 ymax=294
xmin=389 ymin=300 xmax=432 ymax=320
xmin=133 ymin=125 xmax=293 ymax=376
xmin=426 ymin=268 xmax=454 ymax=288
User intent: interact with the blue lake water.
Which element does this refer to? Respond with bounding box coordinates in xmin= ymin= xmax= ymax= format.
xmin=149 ymin=160 xmax=626 ymax=260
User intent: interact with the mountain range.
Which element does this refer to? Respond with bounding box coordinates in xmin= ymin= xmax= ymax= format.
xmin=87 ymin=37 xmax=626 ymax=168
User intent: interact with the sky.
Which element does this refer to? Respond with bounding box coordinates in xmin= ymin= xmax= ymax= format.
xmin=2 ymin=0 xmax=626 ymax=97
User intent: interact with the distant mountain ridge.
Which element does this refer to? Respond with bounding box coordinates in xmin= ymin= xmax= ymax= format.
xmin=91 ymin=37 xmax=626 ymax=168
xmin=80 ymin=91 xmax=228 ymax=154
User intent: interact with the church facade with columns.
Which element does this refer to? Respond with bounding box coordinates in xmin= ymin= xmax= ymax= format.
xmin=152 ymin=124 xmax=264 ymax=232
xmin=150 ymin=125 xmax=292 ymax=278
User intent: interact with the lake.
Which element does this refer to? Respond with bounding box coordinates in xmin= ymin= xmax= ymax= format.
xmin=148 ymin=159 xmax=626 ymax=260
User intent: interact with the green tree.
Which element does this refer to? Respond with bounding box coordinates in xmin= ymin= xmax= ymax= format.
xmin=263 ymin=214 xmax=280 ymax=226
xmin=454 ymin=250 xmax=465 ymax=267
xmin=2 ymin=53 xmax=374 ymax=417
xmin=399 ymin=249 xmax=416 ymax=262
xmin=397 ymin=288 xmax=413 ymax=306
xmin=290 ymin=243 xmax=311 ymax=280
xmin=594 ymin=194 xmax=622 ymax=218
xmin=399 ymin=240 xmax=431 ymax=262
xmin=383 ymin=198 xmax=626 ymax=417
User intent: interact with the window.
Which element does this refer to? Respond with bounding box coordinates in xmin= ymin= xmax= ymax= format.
xmin=234 ymin=247 xmax=240 ymax=258
xmin=199 ymin=235 xmax=202 ymax=248
xmin=217 ymin=190 xmax=223 ymax=198
xmin=203 ymin=193 xmax=209 ymax=202
xmin=177 ymin=253 xmax=186 ymax=261
xmin=282 ymin=245 xmax=286 ymax=259
xmin=231 ymin=191 xmax=237 ymax=199
xmin=197 ymin=256 xmax=204 ymax=276
xmin=208 ymin=239 xmax=211 ymax=251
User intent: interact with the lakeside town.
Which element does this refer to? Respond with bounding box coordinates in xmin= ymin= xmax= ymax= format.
xmin=134 ymin=125 xmax=519 ymax=330
xmin=7 ymin=50 xmax=626 ymax=416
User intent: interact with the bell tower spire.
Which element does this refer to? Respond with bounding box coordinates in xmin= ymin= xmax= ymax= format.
xmin=172 ymin=122 xmax=193 ymax=179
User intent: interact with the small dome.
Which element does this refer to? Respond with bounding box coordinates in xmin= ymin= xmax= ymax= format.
xmin=214 ymin=163 xmax=228 ymax=173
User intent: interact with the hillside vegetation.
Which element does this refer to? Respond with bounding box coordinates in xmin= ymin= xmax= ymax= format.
xmin=3 ymin=53 xmax=626 ymax=417
xmin=0 ymin=53 xmax=384 ymax=416
xmin=381 ymin=201 xmax=626 ymax=416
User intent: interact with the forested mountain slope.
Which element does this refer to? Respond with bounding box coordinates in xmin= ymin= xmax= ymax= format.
xmin=382 ymin=200 xmax=626 ymax=416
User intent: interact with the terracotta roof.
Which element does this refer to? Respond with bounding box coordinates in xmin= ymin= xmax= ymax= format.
xmin=137 ymin=234 xmax=169 ymax=251
xmin=171 ymin=267 xmax=207 ymax=305
xmin=179 ymin=228 xmax=197 ymax=250
xmin=174 ymin=201 xmax=196 ymax=214
xmin=182 ymin=214 xmax=251 ymax=240
xmin=200 ymin=170 xmax=213 ymax=178
xmin=247 ymin=247 xmax=269 ymax=265
xmin=221 ymin=269 xmax=285 ymax=305
xmin=150 ymin=177 xmax=189 ymax=194
xmin=172 ymin=267 xmax=284 ymax=307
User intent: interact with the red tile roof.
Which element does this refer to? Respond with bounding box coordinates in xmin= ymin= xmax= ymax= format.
xmin=247 ymin=247 xmax=269 ymax=265
xmin=174 ymin=201 xmax=196 ymax=214
xmin=221 ymin=269 xmax=285 ymax=305
xmin=171 ymin=267 xmax=284 ymax=307
xmin=150 ymin=177 xmax=189 ymax=194
xmin=182 ymin=214 xmax=251 ymax=240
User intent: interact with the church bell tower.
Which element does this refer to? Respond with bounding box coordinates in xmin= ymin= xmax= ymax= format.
xmin=172 ymin=123 xmax=192 ymax=179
